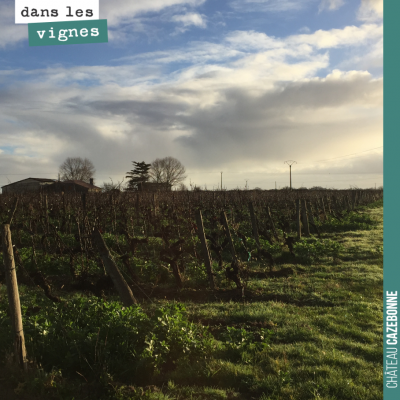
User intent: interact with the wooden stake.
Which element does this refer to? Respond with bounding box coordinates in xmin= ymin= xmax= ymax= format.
xmin=248 ymin=202 xmax=260 ymax=250
xmin=220 ymin=211 xmax=242 ymax=289
xmin=195 ymin=210 xmax=215 ymax=289
xmin=301 ymin=199 xmax=310 ymax=236
xmin=266 ymin=205 xmax=278 ymax=240
xmin=296 ymin=199 xmax=301 ymax=239
xmin=92 ymin=228 xmax=137 ymax=307
xmin=320 ymin=197 xmax=327 ymax=219
xmin=220 ymin=211 xmax=237 ymax=260
xmin=2 ymin=224 xmax=28 ymax=371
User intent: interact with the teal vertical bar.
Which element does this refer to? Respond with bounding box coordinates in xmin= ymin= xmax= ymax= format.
xmin=384 ymin=1 xmax=400 ymax=399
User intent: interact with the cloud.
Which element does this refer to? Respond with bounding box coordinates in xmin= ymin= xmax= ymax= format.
xmin=0 ymin=0 xmax=206 ymax=48
xmin=230 ymin=0 xmax=315 ymax=13
xmin=0 ymin=1 xmax=27 ymax=48
xmin=0 ymin=23 xmax=382 ymax=188
xmin=296 ymin=151 xmax=383 ymax=175
xmin=357 ymin=0 xmax=383 ymax=21
xmin=225 ymin=23 xmax=381 ymax=51
xmin=336 ymin=36 xmax=382 ymax=71
xmin=172 ymin=12 xmax=207 ymax=28
xmin=318 ymin=0 xmax=344 ymax=12
xmin=101 ymin=0 xmax=206 ymax=27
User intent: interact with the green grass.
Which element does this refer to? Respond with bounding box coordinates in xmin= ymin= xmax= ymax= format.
xmin=0 ymin=205 xmax=383 ymax=399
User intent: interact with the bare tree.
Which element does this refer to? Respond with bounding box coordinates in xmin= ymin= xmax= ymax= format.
xmin=101 ymin=177 xmax=126 ymax=192
xmin=149 ymin=157 xmax=187 ymax=187
xmin=59 ymin=157 xmax=96 ymax=183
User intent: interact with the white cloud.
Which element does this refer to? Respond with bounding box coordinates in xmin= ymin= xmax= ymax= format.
xmin=0 ymin=1 xmax=27 ymax=48
xmin=172 ymin=12 xmax=207 ymax=28
xmin=357 ymin=0 xmax=383 ymax=21
xmin=0 ymin=0 xmax=206 ymax=48
xmin=287 ymin=23 xmax=382 ymax=49
xmin=101 ymin=0 xmax=206 ymax=26
xmin=337 ymin=37 xmax=382 ymax=71
xmin=318 ymin=0 xmax=344 ymax=12
xmin=230 ymin=0 xmax=315 ymax=13
xmin=224 ymin=23 xmax=382 ymax=56
xmin=0 ymin=21 xmax=383 ymax=188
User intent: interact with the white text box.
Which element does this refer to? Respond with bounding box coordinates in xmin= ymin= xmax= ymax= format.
xmin=15 ymin=0 xmax=99 ymax=24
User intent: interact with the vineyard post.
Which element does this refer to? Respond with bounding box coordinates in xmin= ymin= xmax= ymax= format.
xmin=306 ymin=201 xmax=315 ymax=225
xmin=92 ymin=228 xmax=137 ymax=307
xmin=220 ymin=211 xmax=242 ymax=289
xmin=313 ymin=200 xmax=320 ymax=222
xmin=248 ymin=202 xmax=261 ymax=251
xmin=306 ymin=201 xmax=320 ymax=237
xmin=319 ymin=197 xmax=327 ymax=219
xmin=8 ymin=197 xmax=19 ymax=226
xmin=195 ymin=210 xmax=215 ymax=289
xmin=300 ymin=199 xmax=310 ymax=236
xmin=81 ymin=193 xmax=87 ymax=214
xmin=353 ymin=191 xmax=358 ymax=208
xmin=152 ymin=193 xmax=158 ymax=217
xmin=2 ymin=224 xmax=28 ymax=371
xmin=62 ymin=192 xmax=67 ymax=233
xmin=135 ymin=193 xmax=140 ymax=222
xmin=332 ymin=196 xmax=340 ymax=215
xmin=325 ymin=196 xmax=332 ymax=214
xmin=266 ymin=205 xmax=278 ymax=240
xmin=44 ymin=195 xmax=49 ymax=233
xmin=296 ymin=199 xmax=301 ymax=239
xmin=220 ymin=211 xmax=237 ymax=260
xmin=345 ymin=195 xmax=351 ymax=212
xmin=350 ymin=191 xmax=355 ymax=211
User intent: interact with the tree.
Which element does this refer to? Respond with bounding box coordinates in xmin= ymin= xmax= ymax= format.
xmin=177 ymin=183 xmax=188 ymax=191
xmin=59 ymin=157 xmax=95 ymax=183
xmin=101 ymin=178 xmax=126 ymax=192
xmin=126 ymin=161 xmax=151 ymax=190
xmin=149 ymin=157 xmax=187 ymax=187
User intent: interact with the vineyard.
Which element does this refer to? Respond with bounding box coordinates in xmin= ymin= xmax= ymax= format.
xmin=0 ymin=189 xmax=383 ymax=400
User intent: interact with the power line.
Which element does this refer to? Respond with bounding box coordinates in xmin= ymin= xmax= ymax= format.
xmin=297 ymin=146 xmax=383 ymax=164
xmin=0 ymin=147 xmax=383 ymax=182
xmin=186 ymin=146 xmax=383 ymax=174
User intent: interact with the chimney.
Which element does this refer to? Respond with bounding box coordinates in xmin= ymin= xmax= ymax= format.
xmin=90 ymin=178 xmax=93 ymax=186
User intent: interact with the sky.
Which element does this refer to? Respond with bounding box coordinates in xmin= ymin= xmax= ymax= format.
xmin=0 ymin=0 xmax=383 ymax=190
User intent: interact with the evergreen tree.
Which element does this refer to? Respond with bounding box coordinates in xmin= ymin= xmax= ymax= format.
xmin=126 ymin=161 xmax=151 ymax=190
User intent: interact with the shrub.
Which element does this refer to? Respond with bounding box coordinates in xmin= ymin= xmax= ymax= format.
xmin=293 ymin=237 xmax=343 ymax=264
xmin=318 ymin=212 xmax=377 ymax=232
xmin=0 ymin=298 xmax=212 ymax=384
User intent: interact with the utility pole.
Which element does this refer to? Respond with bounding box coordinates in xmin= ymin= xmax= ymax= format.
xmin=245 ymin=179 xmax=248 ymax=190
xmin=221 ymin=171 xmax=223 ymax=191
xmin=284 ymin=160 xmax=297 ymax=190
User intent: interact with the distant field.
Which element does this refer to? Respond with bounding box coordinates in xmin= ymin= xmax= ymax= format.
xmin=0 ymin=191 xmax=383 ymax=399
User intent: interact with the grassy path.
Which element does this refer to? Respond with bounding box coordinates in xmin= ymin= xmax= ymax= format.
xmin=160 ymin=206 xmax=383 ymax=400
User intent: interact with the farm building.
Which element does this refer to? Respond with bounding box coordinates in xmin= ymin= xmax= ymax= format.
xmin=1 ymin=178 xmax=56 ymax=194
xmin=44 ymin=179 xmax=101 ymax=193
xmin=137 ymin=182 xmax=172 ymax=192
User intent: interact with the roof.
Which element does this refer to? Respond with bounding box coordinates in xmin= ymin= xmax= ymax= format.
xmin=1 ymin=177 xmax=56 ymax=188
xmin=63 ymin=180 xmax=101 ymax=189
